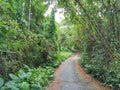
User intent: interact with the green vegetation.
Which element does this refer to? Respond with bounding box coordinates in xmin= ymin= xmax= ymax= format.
xmin=54 ymin=51 xmax=72 ymax=67
xmin=59 ymin=0 xmax=120 ymax=89
xmin=1 ymin=0 xmax=120 ymax=90
xmin=0 ymin=51 xmax=72 ymax=90
xmin=0 ymin=0 xmax=72 ymax=90
xmin=0 ymin=66 xmax=54 ymax=90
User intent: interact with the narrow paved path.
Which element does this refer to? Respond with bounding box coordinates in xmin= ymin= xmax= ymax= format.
xmin=46 ymin=54 xmax=110 ymax=90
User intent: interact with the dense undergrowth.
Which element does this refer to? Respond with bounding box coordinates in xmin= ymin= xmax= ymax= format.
xmin=59 ymin=0 xmax=120 ymax=89
xmin=0 ymin=0 xmax=72 ymax=90
xmin=80 ymin=52 xmax=120 ymax=89
xmin=1 ymin=0 xmax=120 ymax=90
xmin=0 ymin=52 xmax=72 ymax=90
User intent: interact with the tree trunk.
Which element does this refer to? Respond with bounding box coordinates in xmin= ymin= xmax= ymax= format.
xmin=28 ymin=0 xmax=31 ymax=30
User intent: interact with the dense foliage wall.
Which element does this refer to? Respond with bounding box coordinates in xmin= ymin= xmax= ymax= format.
xmin=0 ymin=0 xmax=57 ymax=79
xmin=58 ymin=0 xmax=120 ymax=89
xmin=1 ymin=0 xmax=120 ymax=89
xmin=0 ymin=0 xmax=74 ymax=89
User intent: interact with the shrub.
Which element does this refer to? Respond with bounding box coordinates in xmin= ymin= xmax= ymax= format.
xmin=0 ymin=65 xmax=55 ymax=90
xmin=80 ymin=51 xmax=120 ymax=89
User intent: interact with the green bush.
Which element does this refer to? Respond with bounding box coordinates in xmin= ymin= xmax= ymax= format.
xmin=51 ymin=51 xmax=72 ymax=67
xmin=0 ymin=0 xmax=56 ymax=80
xmin=0 ymin=65 xmax=55 ymax=90
xmin=0 ymin=28 xmax=57 ymax=77
xmin=80 ymin=51 xmax=120 ymax=89
xmin=55 ymin=51 xmax=72 ymax=61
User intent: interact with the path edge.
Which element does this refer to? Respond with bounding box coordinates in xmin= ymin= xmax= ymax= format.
xmin=75 ymin=57 xmax=112 ymax=90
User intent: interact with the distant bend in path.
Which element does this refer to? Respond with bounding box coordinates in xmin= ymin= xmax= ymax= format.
xmin=46 ymin=53 xmax=110 ymax=90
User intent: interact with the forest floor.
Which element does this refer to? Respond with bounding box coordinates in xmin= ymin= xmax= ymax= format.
xmin=46 ymin=53 xmax=111 ymax=90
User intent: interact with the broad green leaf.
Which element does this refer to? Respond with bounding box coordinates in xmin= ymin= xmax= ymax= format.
xmin=26 ymin=72 xmax=32 ymax=78
xmin=19 ymin=82 xmax=29 ymax=90
xmin=9 ymin=74 xmax=19 ymax=81
xmin=5 ymin=81 xmax=19 ymax=90
xmin=18 ymin=70 xmax=27 ymax=79
xmin=23 ymin=64 xmax=31 ymax=70
xmin=31 ymin=83 xmax=43 ymax=90
xmin=0 ymin=78 xmax=4 ymax=87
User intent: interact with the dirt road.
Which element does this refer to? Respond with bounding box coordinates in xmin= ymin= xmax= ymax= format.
xmin=46 ymin=54 xmax=110 ymax=90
